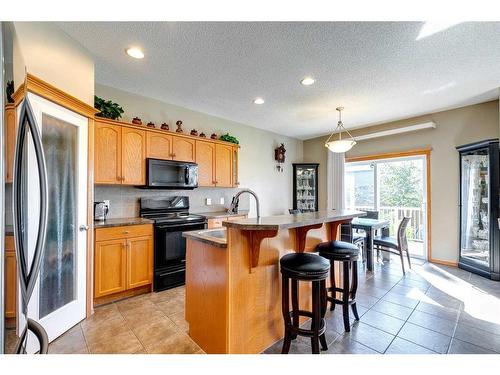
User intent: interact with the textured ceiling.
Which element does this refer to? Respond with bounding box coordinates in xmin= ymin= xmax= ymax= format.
xmin=58 ymin=22 xmax=500 ymax=139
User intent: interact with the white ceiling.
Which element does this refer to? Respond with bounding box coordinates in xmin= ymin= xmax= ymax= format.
xmin=58 ymin=22 xmax=500 ymax=140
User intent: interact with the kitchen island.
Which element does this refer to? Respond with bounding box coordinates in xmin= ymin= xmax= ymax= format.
xmin=183 ymin=210 xmax=365 ymax=354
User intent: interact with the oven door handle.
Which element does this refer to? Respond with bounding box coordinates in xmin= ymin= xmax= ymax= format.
xmin=158 ymin=269 xmax=185 ymax=277
xmin=156 ymin=222 xmax=206 ymax=230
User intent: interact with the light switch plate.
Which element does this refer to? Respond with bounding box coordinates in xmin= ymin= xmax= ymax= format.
xmin=219 ymin=197 xmax=225 ymax=205
xmin=206 ymin=198 xmax=212 ymax=205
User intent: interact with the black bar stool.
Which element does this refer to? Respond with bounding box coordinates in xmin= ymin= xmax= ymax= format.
xmin=280 ymin=252 xmax=330 ymax=354
xmin=316 ymin=241 xmax=360 ymax=332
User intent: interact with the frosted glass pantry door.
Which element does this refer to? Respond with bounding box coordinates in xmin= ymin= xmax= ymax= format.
xmin=20 ymin=93 xmax=88 ymax=348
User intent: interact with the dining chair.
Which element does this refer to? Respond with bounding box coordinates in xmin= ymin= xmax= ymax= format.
xmin=352 ymin=210 xmax=379 ymax=262
xmin=373 ymin=217 xmax=411 ymax=274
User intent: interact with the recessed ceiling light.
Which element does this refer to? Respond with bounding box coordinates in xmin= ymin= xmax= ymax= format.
xmin=126 ymin=47 xmax=144 ymax=59
xmin=253 ymin=97 xmax=265 ymax=105
xmin=300 ymin=77 xmax=315 ymax=86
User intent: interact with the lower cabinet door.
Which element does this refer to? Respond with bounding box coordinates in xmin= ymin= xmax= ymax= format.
xmin=5 ymin=236 xmax=17 ymax=319
xmin=95 ymin=239 xmax=127 ymax=298
xmin=126 ymin=236 xmax=153 ymax=289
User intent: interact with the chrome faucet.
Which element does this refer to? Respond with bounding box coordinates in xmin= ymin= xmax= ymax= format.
xmin=229 ymin=188 xmax=260 ymax=219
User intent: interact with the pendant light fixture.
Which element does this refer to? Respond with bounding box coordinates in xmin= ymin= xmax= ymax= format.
xmin=325 ymin=106 xmax=357 ymax=153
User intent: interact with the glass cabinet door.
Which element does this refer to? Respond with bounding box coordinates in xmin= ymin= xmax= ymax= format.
xmin=296 ymin=166 xmax=317 ymax=212
xmin=460 ymin=149 xmax=490 ymax=266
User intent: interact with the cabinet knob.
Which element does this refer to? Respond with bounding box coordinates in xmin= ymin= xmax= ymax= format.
xmin=172 ymin=153 xmax=176 ymax=158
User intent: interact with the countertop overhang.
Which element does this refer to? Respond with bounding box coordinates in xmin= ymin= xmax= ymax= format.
xmin=222 ymin=209 xmax=366 ymax=231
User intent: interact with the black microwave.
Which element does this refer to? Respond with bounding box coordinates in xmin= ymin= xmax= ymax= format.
xmin=145 ymin=158 xmax=198 ymax=189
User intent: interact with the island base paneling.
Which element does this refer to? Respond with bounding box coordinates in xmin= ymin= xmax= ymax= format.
xmin=185 ymin=221 xmax=346 ymax=354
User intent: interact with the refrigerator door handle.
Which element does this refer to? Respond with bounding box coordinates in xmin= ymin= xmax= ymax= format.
xmin=12 ymin=95 xmax=49 ymax=353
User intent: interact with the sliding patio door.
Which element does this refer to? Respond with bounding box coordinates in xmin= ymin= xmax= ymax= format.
xmin=345 ymin=155 xmax=428 ymax=259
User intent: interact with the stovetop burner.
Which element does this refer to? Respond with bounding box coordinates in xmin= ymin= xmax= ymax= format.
xmin=139 ymin=196 xmax=206 ymax=224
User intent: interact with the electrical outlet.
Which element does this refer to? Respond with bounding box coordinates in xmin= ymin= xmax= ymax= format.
xmin=206 ymin=198 xmax=212 ymax=206
xmin=219 ymin=197 xmax=225 ymax=205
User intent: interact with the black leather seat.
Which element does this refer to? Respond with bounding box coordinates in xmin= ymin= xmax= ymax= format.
xmin=280 ymin=252 xmax=330 ymax=280
xmin=373 ymin=235 xmax=398 ymax=248
xmin=316 ymin=240 xmax=359 ymax=260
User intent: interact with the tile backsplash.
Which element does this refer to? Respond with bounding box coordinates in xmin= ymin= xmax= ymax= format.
xmin=94 ymin=185 xmax=250 ymax=219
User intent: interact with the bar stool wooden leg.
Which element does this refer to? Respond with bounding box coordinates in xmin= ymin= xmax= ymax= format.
xmin=281 ymin=274 xmax=292 ymax=354
xmin=291 ymin=279 xmax=299 ymax=339
xmin=342 ymin=261 xmax=350 ymax=332
xmin=319 ymin=279 xmax=328 ymax=351
xmin=329 ymin=261 xmax=336 ymax=311
xmin=311 ymin=280 xmax=320 ymax=354
xmin=350 ymin=260 xmax=360 ymax=321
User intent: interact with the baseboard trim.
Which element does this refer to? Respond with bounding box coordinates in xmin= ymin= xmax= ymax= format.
xmin=429 ymin=258 xmax=458 ymax=267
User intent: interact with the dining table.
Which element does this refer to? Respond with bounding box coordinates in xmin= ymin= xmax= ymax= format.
xmin=351 ymin=217 xmax=390 ymax=271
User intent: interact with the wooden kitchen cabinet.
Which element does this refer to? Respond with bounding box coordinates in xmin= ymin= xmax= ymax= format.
xmin=94 ymin=118 xmax=240 ymax=187
xmin=215 ymin=144 xmax=233 ymax=187
xmin=4 ymin=235 xmax=16 ymax=320
xmin=94 ymin=224 xmax=153 ymax=304
xmin=196 ymin=140 xmax=216 ymax=186
xmin=172 ymin=137 xmax=196 ymax=162
xmin=146 ymin=132 xmax=173 ymax=160
xmin=5 ymin=104 xmax=16 ymax=183
xmin=207 ymin=215 xmax=247 ymax=229
xmin=95 ymin=121 xmax=122 ymax=184
xmin=121 ymin=127 xmax=146 ymax=185
xmin=94 ymin=238 xmax=127 ymax=298
xmin=126 ymin=236 xmax=153 ymax=289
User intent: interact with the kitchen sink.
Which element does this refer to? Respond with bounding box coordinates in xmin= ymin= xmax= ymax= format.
xmin=197 ymin=228 xmax=227 ymax=240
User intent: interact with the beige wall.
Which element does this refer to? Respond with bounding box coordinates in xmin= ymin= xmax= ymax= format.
xmin=304 ymin=100 xmax=499 ymax=263
xmin=96 ymin=84 xmax=304 ymax=217
xmin=12 ymin=22 xmax=94 ymax=105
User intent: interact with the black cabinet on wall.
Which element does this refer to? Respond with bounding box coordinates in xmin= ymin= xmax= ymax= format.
xmin=292 ymin=163 xmax=319 ymax=212
xmin=457 ymin=139 xmax=500 ymax=280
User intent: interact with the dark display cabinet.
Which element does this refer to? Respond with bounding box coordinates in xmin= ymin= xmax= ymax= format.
xmin=457 ymin=139 xmax=500 ymax=280
xmin=293 ymin=163 xmax=319 ymax=212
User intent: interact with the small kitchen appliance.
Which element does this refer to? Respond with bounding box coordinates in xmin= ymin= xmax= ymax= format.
xmin=94 ymin=201 xmax=109 ymax=221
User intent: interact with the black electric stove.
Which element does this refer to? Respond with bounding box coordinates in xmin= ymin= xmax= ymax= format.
xmin=140 ymin=196 xmax=207 ymax=291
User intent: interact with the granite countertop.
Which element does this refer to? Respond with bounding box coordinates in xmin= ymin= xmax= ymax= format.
xmin=183 ymin=228 xmax=227 ymax=248
xmin=94 ymin=217 xmax=154 ymax=229
xmin=194 ymin=210 xmax=249 ymax=219
xmin=222 ymin=210 xmax=366 ymax=231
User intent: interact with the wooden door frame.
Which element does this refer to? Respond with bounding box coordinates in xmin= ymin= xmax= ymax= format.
xmin=13 ymin=74 xmax=99 ymax=318
xmin=345 ymin=148 xmax=441 ymax=265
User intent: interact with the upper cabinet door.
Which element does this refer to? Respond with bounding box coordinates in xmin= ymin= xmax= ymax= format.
xmin=196 ymin=140 xmax=216 ymax=186
xmin=172 ymin=137 xmax=196 ymax=162
xmin=215 ymin=144 xmax=233 ymax=187
xmin=5 ymin=106 xmax=16 ymax=183
xmin=122 ymin=127 xmax=146 ymax=185
xmin=232 ymin=147 xmax=239 ymax=187
xmin=146 ymin=132 xmax=173 ymax=160
xmin=95 ymin=122 xmax=122 ymax=184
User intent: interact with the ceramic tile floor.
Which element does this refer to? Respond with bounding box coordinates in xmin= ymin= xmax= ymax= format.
xmin=264 ymin=256 xmax=500 ymax=354
xmin=5 ymin=256 xmax=500 ymax=354
xmin=5 ymin=285 xmax=204 ymax=354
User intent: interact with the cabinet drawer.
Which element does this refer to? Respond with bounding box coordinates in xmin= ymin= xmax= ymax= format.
xmin=95 ymin=224 xmax=153 ymax=242
xmin=207 ymin=219 xmax=223 ymax=229
xmin=226 ymin=215 xmax=246 ymax=222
